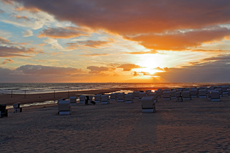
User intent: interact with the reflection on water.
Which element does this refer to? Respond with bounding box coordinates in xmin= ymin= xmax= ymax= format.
xmin=6 ymin=100 xmax=58 ymax=109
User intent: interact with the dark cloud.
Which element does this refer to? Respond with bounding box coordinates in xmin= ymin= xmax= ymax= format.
xmin=155 ymin=55 xmax=230 ymax=82
xmin=10 ymin=0 xmax=230 ymax=50
xmin=16 ymin=65 xmax=83 ymax=75
xmin=11 ymin=0 xmax=230 ymax=33
xmin=126 ymin=27 xmax=230 ymax=50
xmin=0 ymin=37 xmax=42 ymax=57
xmin=118 ymin=64 xmax=141 ymax=71
xmin=87 ymin=66 xmax=109 ymax=73
xmin=38 ymin=27 xmax=90 ymax=39
xmin=0 ymin=46 xmax=41 ymax=57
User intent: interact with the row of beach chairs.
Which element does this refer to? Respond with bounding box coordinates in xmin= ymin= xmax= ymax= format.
xmin=57 ymin=85 xmax=230 ymax=115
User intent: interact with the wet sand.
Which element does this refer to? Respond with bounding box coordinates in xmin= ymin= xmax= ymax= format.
xmin=1 ymin=96 xmax=230 ymax=152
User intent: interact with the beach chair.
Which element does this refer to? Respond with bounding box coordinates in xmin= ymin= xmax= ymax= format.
xmin=210 ymin=91 xmax=220 ymax=102
xmin=139 ymin=92 xmax=146 ymax=99
xmin=109 ymin=93 xmax=116 ymax=102
xmin=13 ymin=103 xmax=22 ymax=113
xmin=117 ymin=93 xmax=125 ymax=102
xmin=148 ymin=92 xmax=157 ymax=102
xmin=94 ymin=94 xmax=101 ymax=103
xmin=182 ymin=91 xmax=191 ymax=101
xmin=190 ymin=88 xmax=198 ymax=98
xmin=198 ymin=89 xmax=207 ymax=98
xmin=101 ymin=95 xmax=109 ymax=104
xmin=145 ymin=90 xmax=152 ymax=96
xmin=141 ymin=96 xmax=156 ymax=113
xmin=79 ymin=95 xmax=86 ymax=104
xmin=133 ymin=91 xmax=140 ymax=102
xmin=58 ymin=99 xmax=71 ymax=115
xmin=222 ymin=85 xmax=229 ymax=95
xmin=0 ymin=104 xmax=8 ymax=118
xmin=215 ymin=88 xmax=222 ymax=97
xmin=163 ymin=91 xmax=171 ymax=100
xmin=69 ymin=96 xmax=77 ymax=106
xmin=125 ymin=93 xmax=133 ymax=103
xmin=170 ymin=90 xmax=176 ymax=100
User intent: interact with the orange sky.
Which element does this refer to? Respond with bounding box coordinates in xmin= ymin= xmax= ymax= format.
xmin=0 ymin=0 xmax=230 ymax=83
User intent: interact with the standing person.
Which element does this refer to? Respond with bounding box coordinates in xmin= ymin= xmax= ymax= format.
xmin=85 ymin=96 xmax=89 ymax=105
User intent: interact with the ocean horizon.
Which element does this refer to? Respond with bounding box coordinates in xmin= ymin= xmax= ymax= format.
xmin=1 ymin=82 xmax=229 ymax=95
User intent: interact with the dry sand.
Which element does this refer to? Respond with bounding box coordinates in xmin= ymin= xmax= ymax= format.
xmin=1 ymin=95 xmax=230 ymax=152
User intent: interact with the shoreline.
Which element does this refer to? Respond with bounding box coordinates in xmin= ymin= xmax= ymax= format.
xmin=0 ymin=87 xmax=159 ymax=106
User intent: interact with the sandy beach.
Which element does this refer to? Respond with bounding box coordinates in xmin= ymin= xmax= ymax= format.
xmin=1 ymin=93 xmax=230 ymax=152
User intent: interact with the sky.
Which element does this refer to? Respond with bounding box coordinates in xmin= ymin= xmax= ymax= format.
xmin=0 ymin=0 xmax=230 ymax=83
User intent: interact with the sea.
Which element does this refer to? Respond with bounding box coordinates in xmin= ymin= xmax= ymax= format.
xmin=0 ymin=82 xmax=226 ymax=95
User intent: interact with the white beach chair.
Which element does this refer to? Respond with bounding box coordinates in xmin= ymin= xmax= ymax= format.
xmin=139 ymin=92 xmax=146 ymax=99
xmin=163 ymin=91 xmax=171 ymax=100
xmin=182 ymin=91 xmax=191 ymax=101
xmin=222 ymin=85 xmax=229 ymax=95
xmin=79 ymin=95 xmax=86 ymax=104
xmin=13 ymin=103 xmax=22 ymax=113
xmin=190 ymin=88 xmax=198 ymax=98
xmin=94 ymin=94 xmax=101 ymax=103
xmin=133 ymin=91 xmax=140 ymax=102
xmin=141 ymin=96 xmax=156 ymax=113
xmin=210 ymin=91 xmax=220 ymax=102
xmin=125 ymin=93 xmax=133 ymax=103
xmin=58 ymin=99 xmax=71 ymax=115
xmin=215 ymin=88 xmax=222 ymax=97
xmin=117 ymin=93 xmax=125 ymax=102
xmin=198 ymin=89 xmax=207 ymax=98
xmin=170 ymin=90 xmax=176 ymax=100
xmin=148 ymin=92 xmax=157 ymax=102
xmin=101 ymin=95 xmax=109 ymax=104
xmin=145 ymin=90 xmax=152 ymax=96
xmin=109 ymin=93 xmax=116 ymax=102
xmin=69 ymin=96 xmax=77 ymax=106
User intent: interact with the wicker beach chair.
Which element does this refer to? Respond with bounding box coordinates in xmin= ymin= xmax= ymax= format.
xmin=94 ymin=94 xmax=101 ymax=103
xmin=13 ymin=103 xmax=22 ymax=113
xmin=170 ymin=90 xmax=177 ymax=100
xmin=101 ymin=95 xmax=109 ymax=104
xmin=58 ymin=99 xmax=71 ymax=115
xmin=141 ymin=96 xmax=156 ymax=113
xmin=109 ymin=93 xmax=116 ymax=102
xmin=182 ymin=91 xmax=191 ymax=101
xmin=163 ymin=91 xmax=171 ymax=100
xmin=198 ymin=89 xmax=207 ymax=98
xmin=79 ymin=95 xmax=86 ymax=104
xmin=125 ymin=93 xmax=133 ymax=103
xmin=133 ymin=91 xmax=140 ymax=102
xmin=69 ymin=96 xmax=77 ymax=106
xmin=210 ymin=90 xmax=220 ymax=102
xmin=117 ymin=93 xmax=125 ymax=102
xmin=190 ymin=88 xmax=198 ymax=98
xmin=139 ymin=92 xmax=146 ymax=99
xmin=148 ymin=92 xmax=157 ymax=102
